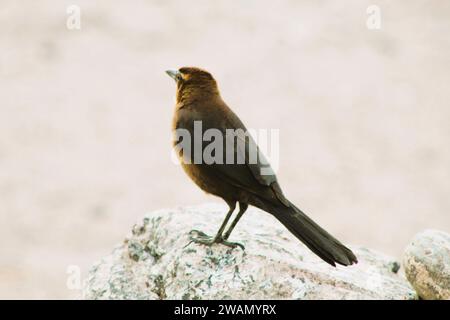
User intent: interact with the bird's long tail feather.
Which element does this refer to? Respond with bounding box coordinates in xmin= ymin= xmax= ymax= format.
xmin=257 ymin=200 xmax=358 ymax=267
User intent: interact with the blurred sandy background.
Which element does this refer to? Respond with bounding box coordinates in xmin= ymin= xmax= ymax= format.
xmin=1 ymin=0 xmax=449 ymax=299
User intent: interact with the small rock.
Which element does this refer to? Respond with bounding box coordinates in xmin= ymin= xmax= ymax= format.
xmin=403 ymin=229 xmax=450 ymax=300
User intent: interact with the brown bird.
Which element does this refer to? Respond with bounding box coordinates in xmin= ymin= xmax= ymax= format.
xmin=166 ymin=67 xmax=357 ymax=267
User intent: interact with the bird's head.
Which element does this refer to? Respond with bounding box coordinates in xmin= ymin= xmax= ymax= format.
xmin=166 ymin=67 xmax=220 ymax=104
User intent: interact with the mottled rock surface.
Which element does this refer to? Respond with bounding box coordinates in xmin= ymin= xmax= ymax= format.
xmin=83 ymin=204 xmax=416 ymax=300
xmin=403 ymin=229 xmax=450 ymax=300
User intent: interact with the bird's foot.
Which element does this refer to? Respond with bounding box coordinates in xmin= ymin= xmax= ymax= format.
xmin=188 ymin=230 xmax=245 ymax=250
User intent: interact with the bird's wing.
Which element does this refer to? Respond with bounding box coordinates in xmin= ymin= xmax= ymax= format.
xmin=204 ymin=111 xmax=290 ymax=207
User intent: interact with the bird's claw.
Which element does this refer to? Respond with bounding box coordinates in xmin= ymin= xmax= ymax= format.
xmin=187 ymin=229 xmax=245 ymax=250
xmin=223 ymin=240 xmax=245 ymax=250
xmin=188 ymin=229 xmax=209 ymax=237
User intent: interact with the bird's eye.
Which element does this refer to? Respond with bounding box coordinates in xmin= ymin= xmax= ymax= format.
xmin=176 ymin=73 xmax=183 ymax=81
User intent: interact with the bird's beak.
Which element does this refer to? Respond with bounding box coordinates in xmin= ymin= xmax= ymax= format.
xmin=165 ymin=69 xmax=180 ymax=81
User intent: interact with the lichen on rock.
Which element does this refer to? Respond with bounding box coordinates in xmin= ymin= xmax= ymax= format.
xmin=83 ymin=203 xmax=416 ymax=300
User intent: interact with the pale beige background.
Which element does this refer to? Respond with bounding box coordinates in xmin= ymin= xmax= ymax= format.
xmin=0 ymin=1 xmax=449 ymax=299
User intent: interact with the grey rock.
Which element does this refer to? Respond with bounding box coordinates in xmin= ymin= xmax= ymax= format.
xmin=403 ymin=229 xmax=450 ymax=300
xmin=83 ymin=203 xmax=416 ymax=300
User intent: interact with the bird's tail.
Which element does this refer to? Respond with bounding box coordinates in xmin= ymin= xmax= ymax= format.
xmin=267 ymin=202 xmax=358 ymax=267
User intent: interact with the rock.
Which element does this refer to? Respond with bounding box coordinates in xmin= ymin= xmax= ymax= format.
xmin=403 ymin=229 xmax=450 ymax=300
xmin=83 ymin=203 xmax=416 ymax=300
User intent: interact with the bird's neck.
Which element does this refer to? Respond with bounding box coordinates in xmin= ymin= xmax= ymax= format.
xmin=176 ymin=84 xmax=221 ymax=106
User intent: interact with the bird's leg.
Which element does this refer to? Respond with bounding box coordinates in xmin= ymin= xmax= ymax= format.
xmin=189 ymin=204 xmax=233 ymax=245
xmin=223 ymin=202 xmax=248 ymax=240
xmin=188 ymin=202 xmax=244 ymax=249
